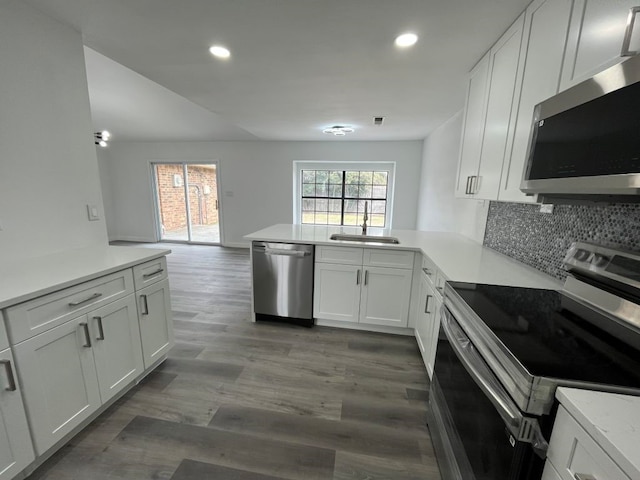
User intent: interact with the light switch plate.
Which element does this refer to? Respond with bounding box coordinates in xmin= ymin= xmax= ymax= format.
xmin=87 ymin=204 xmax=100 ymax=221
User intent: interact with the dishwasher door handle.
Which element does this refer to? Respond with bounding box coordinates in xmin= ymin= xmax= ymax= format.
xmin=264 ymin=248 xmax=309 ymax=257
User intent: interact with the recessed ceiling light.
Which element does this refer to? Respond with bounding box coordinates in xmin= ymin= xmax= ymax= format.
xmin=323 ymin=125 xmax=355 ymax=136
xmin=395 ymin=33 xmax=418 ymax=48
xmin=209 ymin=45 xmax=231 ymax=59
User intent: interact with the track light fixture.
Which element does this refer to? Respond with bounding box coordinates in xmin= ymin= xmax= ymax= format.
xmin=94 ymin=130 xmax=111 ymax=147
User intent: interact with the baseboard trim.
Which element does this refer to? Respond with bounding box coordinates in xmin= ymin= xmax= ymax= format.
xmin=315 ymin=319 xmax=414 ymax=336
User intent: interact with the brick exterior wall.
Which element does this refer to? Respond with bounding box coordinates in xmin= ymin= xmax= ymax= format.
xmin=156 ymin=164 xmax=218 ymax=231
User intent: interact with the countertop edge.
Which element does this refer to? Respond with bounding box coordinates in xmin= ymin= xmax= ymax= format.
xmin=556 ymin=387 xmax=640 ymax=478
xmin=0 ymin=246 xmax=171 ymax=309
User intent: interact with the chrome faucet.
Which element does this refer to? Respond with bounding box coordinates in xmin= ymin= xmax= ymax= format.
xmin=361 ymin=201 xmax=368 ymax=235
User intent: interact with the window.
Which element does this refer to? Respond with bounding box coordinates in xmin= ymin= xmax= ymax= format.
xmin=294 ymin=162 xmax=395 ymax=227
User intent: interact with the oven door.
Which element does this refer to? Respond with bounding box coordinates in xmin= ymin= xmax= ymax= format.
xmin=428 ymin=307 xmax=547 ymax=480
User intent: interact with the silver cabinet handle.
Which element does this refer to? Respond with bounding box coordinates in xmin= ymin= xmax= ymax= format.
xmin=422 ymin=267 xmax=432 ymax=276
xmin=465 ymin=176 xmax=472 ymax=194
xmin=79 ymin=322 xmax=92 ymax=348
xmin=356 ymin=269 xmax=361 ymax=285
xmin=621 ymin=7 xmax=640 ymax=56
xmin=143 ymin=268 xmax=164 ymax=279
xmin=470 ymin=175 xmax=478 ymax=194
xmin=0 ymin=359 xmax=17 ymax=391
xmin=140 ymin=294 xmax=149 ymax=315
xmin=364 ymin=270 xmax=369 ymax=286
xmin=574 ymin=475 xmax=596 ymax=480
xmin=94 ymin=316 xmax=105 ymax=340
xmin=69 ymin=292 xmax=102 ymax=307
xmin=425 ymin=294 xmax=432 ymax=314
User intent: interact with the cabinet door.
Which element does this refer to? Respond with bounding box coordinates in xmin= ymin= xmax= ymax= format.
xmin=359 ymin=267 xmax=412 ymax=327
xmin=475 ymin=13 xmax=526 ymax=199
xmin=0 ymin=348 xmax=35 ymax=480
xmin=91 ymin=296 xmax=144 ymax=403
xmin=456 ymin=52 xmax=490 ymax=197
xmin=137 ymin=279 xmax=174 ymax=369
xmin=561 ymin=0 xmax=640 ymax=90
xmin=13 ymin=315 xmax=101 ymax=455
xmin=415 ymin=275 xmax=433 ymax=359
xmin=314 ymin=263 xmax=361 ymax=323
xmin=500 ymin=0 xmax=573 ymax=203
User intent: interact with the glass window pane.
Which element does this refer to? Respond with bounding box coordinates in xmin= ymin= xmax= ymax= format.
xmin=359 ymin=171 xmax=373 ymax=184
xmin=373 ymin=171 xmax=388 ymax=184
xmin=370 ymin=214 xmax=385 ymax=227
xmin=316 ymin=170 xmax=329 ymax=184
xmin=315 ymin=183 xmax=328 ymax=197
xmin=327 ymin=213 xmax=341 ymax=225
xmin=371 ymin=200 xmax=386 ymax=214
xmin=329 ymin=184 xmax=342 ymax=197
xmin=372 ymin=185 xmax=387 ymax=198
xmin=329 ymin=171 xmax=343 ymax=184
xmin=329 ymin=199 xmax=342 ymax=212
xmin=343 ymin=212 xmax=358 ymax=225
xmin=302 ymin=198 xmax=314 ymax=211
xmin=316 ymin=199 xmax=328 ymax=211
xmin=302 ymin=170 xmax=315 ymax=183
xmin=358 ymin=184 xmax=372 ymax=198
xmin=345 ymin=171 xmax=359 ymax=183
xmin=302 ymin=183 xmax=315 ymax=196
xmin=302 ymin=212 xmax=314 ymax=224
xmin=344 ymin=199 xmax=357 ymax=213
xmin=345 ymin=184 xmax=359 ymax=197
xmin=314 ymin=212 xmax=328 ymax=224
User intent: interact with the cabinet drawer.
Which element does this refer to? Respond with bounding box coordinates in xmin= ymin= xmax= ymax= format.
xmin=548 ymin=406 xmax=631 ymax=480
xmin=133 ymin=256 xmax=168 ymax=290
xmin=0 ymin=323 xmax=8 ymax=351
xmin=364 ymin=249 xmax=414 ymax=269
xmin=421 ymin=255 xmax=437 ymax=285
xmin=316 ymin=246 xmax=363 ymax=265
xmin=5 ymin=269 xmax=135 ymax=344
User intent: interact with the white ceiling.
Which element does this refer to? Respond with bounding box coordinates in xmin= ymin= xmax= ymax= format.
xmin=24 ymin=0 xmax=531 ymax=142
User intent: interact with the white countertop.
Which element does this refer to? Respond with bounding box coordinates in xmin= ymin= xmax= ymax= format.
xmin=556 ymin=387 xmax=640 ymax=478
xmin=245 ymin=225 xmax=561 ymax=289
xmin=0 ymin=245 xmax=170 ymax=309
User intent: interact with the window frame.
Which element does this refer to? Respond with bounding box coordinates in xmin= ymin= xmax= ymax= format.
xmin=293 ymin=161 xmax=396 ymax=227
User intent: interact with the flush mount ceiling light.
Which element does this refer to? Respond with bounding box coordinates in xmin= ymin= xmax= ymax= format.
xmin=94 ymin=130 xmax=111 ymax=147
xmin=209 ymin=45 xmax=231 ymax=59
xmin=395 ymin=32 xmax=418 ymax=48
xmin=323 ymin=125 xmax=355 ymax=136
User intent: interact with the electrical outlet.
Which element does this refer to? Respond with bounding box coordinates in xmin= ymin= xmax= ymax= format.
xmin=539 ymin=204 xmax=554 ymax=214
xmin=87 ymin=204 xmax=100 ymax=221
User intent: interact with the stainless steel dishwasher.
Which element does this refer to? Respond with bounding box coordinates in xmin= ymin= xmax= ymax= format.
xmin=251 ymin=241 xmax=314 ymax=326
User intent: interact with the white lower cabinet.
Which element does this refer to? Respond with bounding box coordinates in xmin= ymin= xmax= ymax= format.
xmin=414 ymin=268 xmax=442 ymax=378
xmin=313 ymin=263 xmax=361 ymax=323
xmin=13 ymin=315 xmax=102 ymax=455
xmin=0 ymin=348 xmax=34 ymax=480
xmin=544 ymin=406 xmax=631 ymax=480
xmin=137 ymin=278 xmax=174 ymax=368
xmin=91 ymin=295 xmax=144 ymax=403
xmin=314 ymin=247 xmax=414 ymax=328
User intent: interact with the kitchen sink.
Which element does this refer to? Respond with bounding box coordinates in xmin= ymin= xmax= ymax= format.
xmin=329 ymin=234 xmax=400 ymax=244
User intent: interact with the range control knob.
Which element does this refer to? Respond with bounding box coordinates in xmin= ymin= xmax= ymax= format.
xmin=574 ymin=249 xmax=591 ymax=261
xmin=591 ymin=254 xmax=610 ymax=267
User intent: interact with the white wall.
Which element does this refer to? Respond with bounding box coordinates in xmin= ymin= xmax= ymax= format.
xmin=103 ymin=141 xmax=423 ymax=246
xmin=0 ymin=0 xmax=107 ymax=263
xmin=416 ymin=111 xmax=488 ymax=243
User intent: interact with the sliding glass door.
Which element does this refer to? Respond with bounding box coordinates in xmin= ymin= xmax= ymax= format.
xmin=153 ymin=162 xmax=221 ymax=244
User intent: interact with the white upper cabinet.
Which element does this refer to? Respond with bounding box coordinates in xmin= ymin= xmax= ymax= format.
xmin=456 ymin=14 xmax=526 ymax=200
xmin=499 ymin=0 xmax=574 ymax=203
xmin=560 ymin=0 xmax=640 ymax=90
xmin=475 ymin=13 xmax=526 ymax=199
xmin=456 ymin=52 xmax=490 ymax=197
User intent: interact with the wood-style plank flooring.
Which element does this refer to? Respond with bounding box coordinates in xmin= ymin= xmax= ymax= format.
xmin=29 ymin=243 xmax=441 ymax=480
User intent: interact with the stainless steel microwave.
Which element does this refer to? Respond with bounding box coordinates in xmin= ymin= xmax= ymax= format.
xmin=521 ymin=54 xmax=640 ymax=201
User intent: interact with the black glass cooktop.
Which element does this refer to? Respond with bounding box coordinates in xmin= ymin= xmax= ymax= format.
xmin=448 ymin=282 xmax=640 ymax=388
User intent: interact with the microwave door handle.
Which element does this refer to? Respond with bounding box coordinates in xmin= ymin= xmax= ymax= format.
xmin=441 ymin=312 xmax=522 ymax=431
xmin=621 ymin=7 xmax=640 ymax=56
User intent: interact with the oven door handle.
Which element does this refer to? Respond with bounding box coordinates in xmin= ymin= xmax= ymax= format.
xmin=441 ymin=311 xmax=549 ymax=457
xmin=441 ymin=312 xmax=522 ymax=430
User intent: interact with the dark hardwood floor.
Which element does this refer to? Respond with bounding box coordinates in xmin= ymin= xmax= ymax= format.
xmin=29 ymin=243 xmax=441 ymax=480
